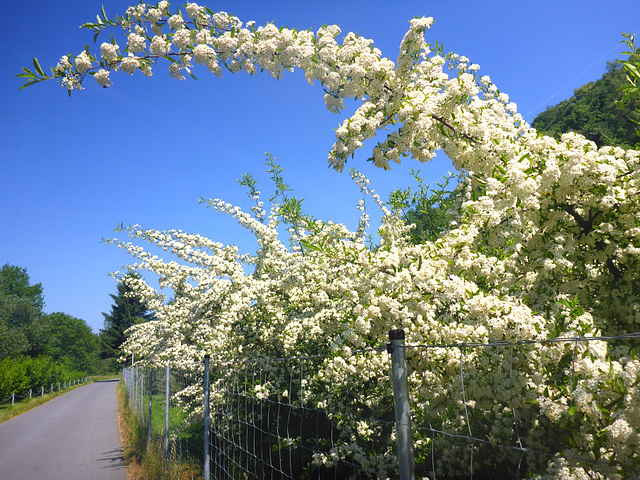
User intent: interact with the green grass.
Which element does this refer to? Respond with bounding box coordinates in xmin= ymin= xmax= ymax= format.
xmin=147 ymin=393 xmax=187 ymax=436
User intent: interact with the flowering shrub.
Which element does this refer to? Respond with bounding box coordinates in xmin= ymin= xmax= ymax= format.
xmin=25 ymin=2 xmax=640 ymax=478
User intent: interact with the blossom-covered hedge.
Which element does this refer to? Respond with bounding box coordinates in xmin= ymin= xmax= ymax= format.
xmin=25 ymin=2 xmax=640 ymax=477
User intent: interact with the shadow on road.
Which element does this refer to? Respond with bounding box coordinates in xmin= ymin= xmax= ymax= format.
xmin=97 ymin=447 xmax=125 ymax=470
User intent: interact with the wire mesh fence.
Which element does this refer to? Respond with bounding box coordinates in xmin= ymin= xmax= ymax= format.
xmin=122 ymin=330 xmax=640 ymax=480
xmin=403 ymin=332 xmax=640 ymax=479
xmin=122 ymin=364 xmax=207 ymax=472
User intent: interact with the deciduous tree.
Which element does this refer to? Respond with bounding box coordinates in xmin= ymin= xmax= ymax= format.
xmin=44 ymin=312 xmax=99 ymax=372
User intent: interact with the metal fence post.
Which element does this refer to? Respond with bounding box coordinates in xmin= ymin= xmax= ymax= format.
xmin=134 ymin=369 xmax=138 ymax=416
xmin=138 ymin=369 xmax=141 ymax=417
xmin=164 ymin=365 xmax=170 ymax=467
xmin=204 ymin=354 xmax=211 ymax=480
xmin=148 ymin=368 xmax=153 ymax=443
xmin=11 ymin=393 xmax=14 ymax=407
xmin=29 ymin=389 xmax=32 ymax=400
xmin=388 ymin=329 xmax=416 ymax=480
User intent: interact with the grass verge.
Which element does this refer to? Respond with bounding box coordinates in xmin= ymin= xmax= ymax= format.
xmin=116 ymin=379 xmax=202 ymax=480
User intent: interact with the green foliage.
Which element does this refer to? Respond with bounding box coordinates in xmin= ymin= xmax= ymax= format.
xmin=100 ymin=273 xmax=154 ymax=367
xmin=532 ymin=62 xmax=640 ymax=148
xmin=0 ymin=321 xmax=29 ymax=358
xmin=0 ymin=356 xmax=82 ymax=400
xmin=0 ymin=279 xmax=47 ymax=358
xmin=265 ymin=153 xmax=317 ymax=234
xmin=620 ymin=32 xmax=640 ymax=120
xmin=0 ymin=263 xmax=44 ymax=310
xmin=0 ymin=263 xmax=100 ymax=374
xmin=388 ymin=170 xmax=462 ymax=244
xmin=43 ymin=312 xmax=100 ymax=372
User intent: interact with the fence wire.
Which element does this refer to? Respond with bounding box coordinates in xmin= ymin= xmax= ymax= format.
xmin=405 ymin=333 xmax=640 ymax=480
xmin=123 ymin=331 xmax=640 ymax=480
xmin=206 ymin=349 xmax=393 ymax=480
xmin=123 ymin=364 xmax=207 ymax=472
xmin=0 ymin=378 xmax=86 ymax=407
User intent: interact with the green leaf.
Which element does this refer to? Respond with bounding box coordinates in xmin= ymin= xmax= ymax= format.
xmin=624 ymin=62 xmax=640 ymax=81
xmin=32 ymin=58 xmax=45 ymax=77
xmin=568 ymin=403 xmax=577 ymax=416
xmin=18 ymin=80 xmax=41 ymax=90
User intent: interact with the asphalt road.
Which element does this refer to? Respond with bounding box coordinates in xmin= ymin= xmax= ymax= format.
xmin=0 ymin=380 xmax=126 ymax=480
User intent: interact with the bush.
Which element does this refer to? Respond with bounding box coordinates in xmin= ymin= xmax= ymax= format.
xmin=0 ymin=356 xmax=83 ymax=400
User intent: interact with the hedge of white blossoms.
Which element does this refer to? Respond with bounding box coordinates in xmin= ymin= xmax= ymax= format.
xmin=30 ymin=2 xmax=640 ymax=478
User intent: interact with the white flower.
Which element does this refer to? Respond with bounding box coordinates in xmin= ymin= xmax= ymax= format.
xmin=409 ymin=16 xmax=434 ymax=29
xmin=75 ymin=51 xmax=92 ymax=74
xmin=100 ymin=42 xmax=119 ymax=63
xmin=193 ymin=44 xmax=215 ymax=65
xmin=93 ymin=68 xmax=112 ymax=87
xmin=149 ymin=35 xmax=170 ymax=56
xmin=168 ymin=14 xmax=184 ymax=30
xmin=126 ymin=4 xmax=147 ymax=21
xmin=185 ymin=2 xmax=204 ymax=19
xmin=147 ymin=7 xmax=163 ymax=24
xmin=61 ymin=75 xmax=82 ymax=91
xmin=56 ymin=55 xmax=72 ymax=71
xmin=172 ymin=29 xmax=191 ymax=50
xmin=120 ymin=54 xmax=140 ymax=74
xmin=608 ymin=417 xmax=633 ymax=443
xmin=168 ymin=62 xmax=186 ymax=80
xmin=127 ymin=33 xmax=146 ymax=53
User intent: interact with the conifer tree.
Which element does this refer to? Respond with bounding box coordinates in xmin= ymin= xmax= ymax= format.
xmin=100 ymin=273 xmax=153 ymax=364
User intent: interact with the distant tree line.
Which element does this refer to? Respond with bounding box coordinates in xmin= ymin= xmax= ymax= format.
xmin=0 ymin=263 xmax=152 ymax=376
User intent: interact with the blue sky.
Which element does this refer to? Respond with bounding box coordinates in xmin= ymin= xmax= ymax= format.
xmin=2 ymin=0 xmax=639 ymax=333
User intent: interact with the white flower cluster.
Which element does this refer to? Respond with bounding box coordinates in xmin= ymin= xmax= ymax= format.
xmin=50 ymin=3 xmax=640 ymax=477
xmin=93 ymin=69 xmax=111 ymax=87
xmin=99 ymin=42 xmax=119 ymax=63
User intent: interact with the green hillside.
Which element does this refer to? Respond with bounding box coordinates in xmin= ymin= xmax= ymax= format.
xmin=532 ymin=62 xmax=640 ymax=148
